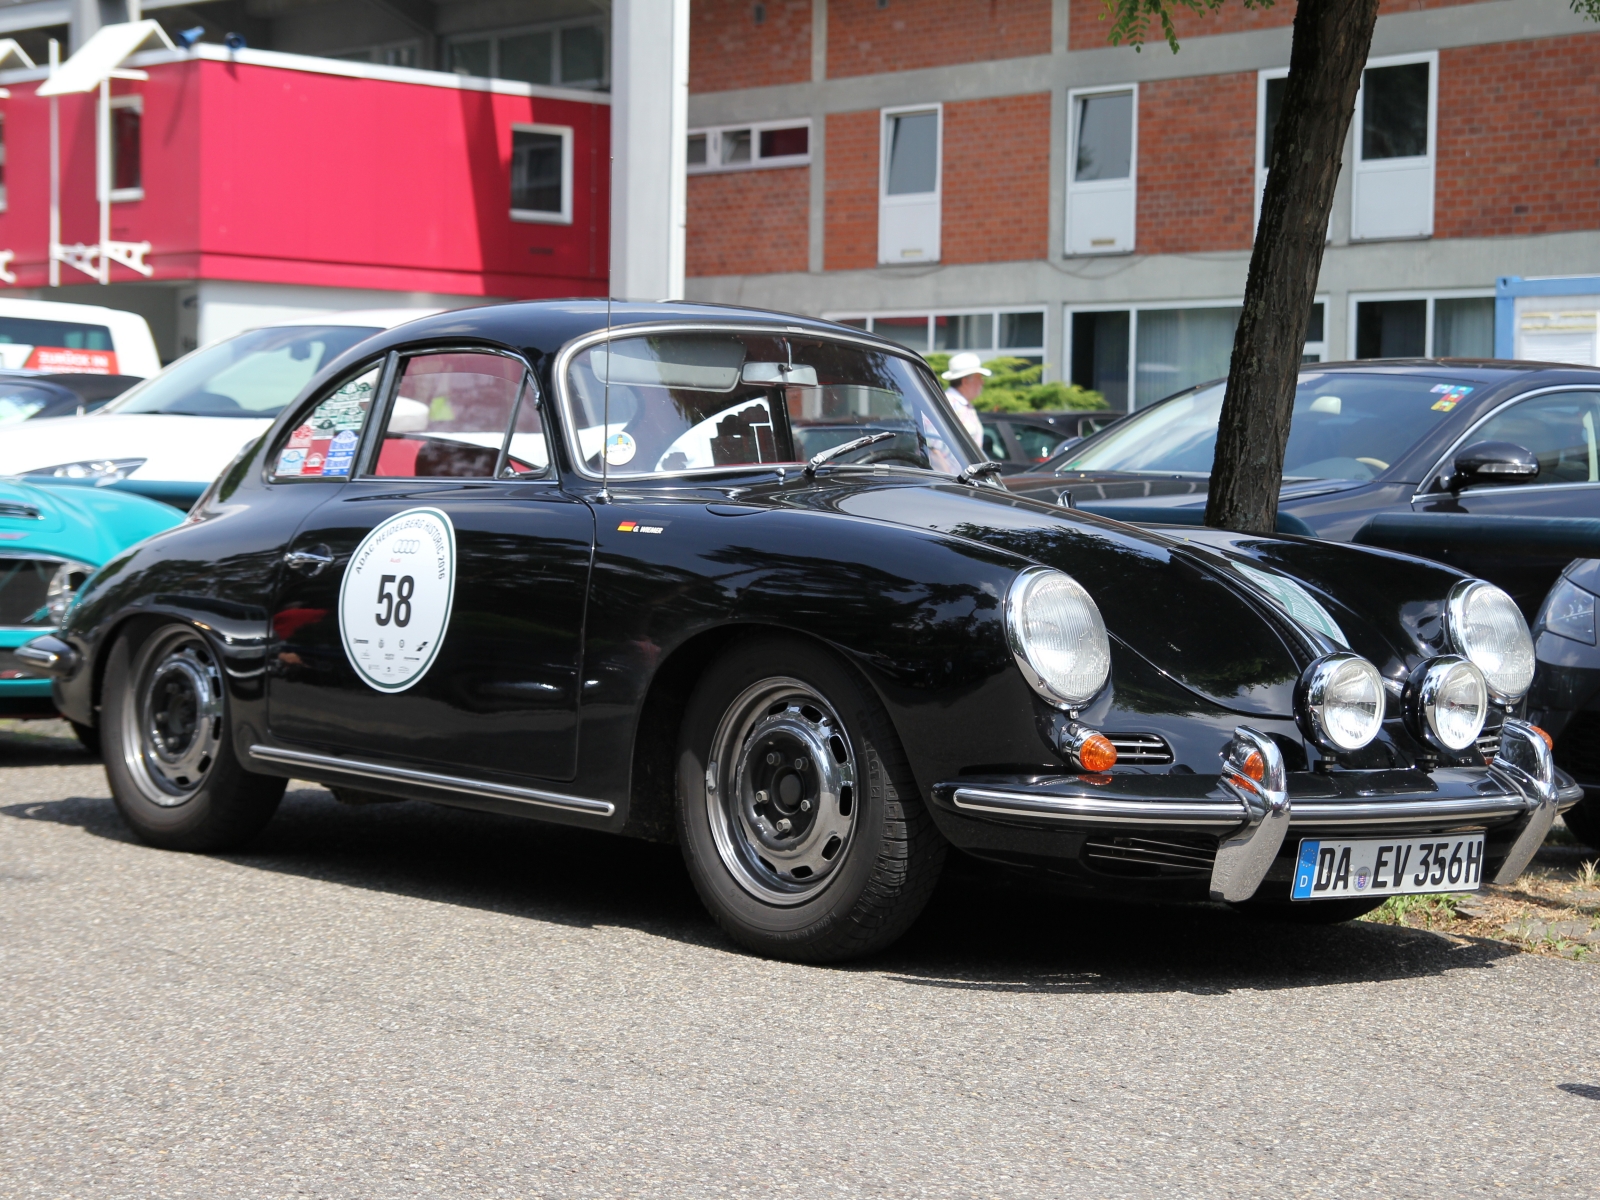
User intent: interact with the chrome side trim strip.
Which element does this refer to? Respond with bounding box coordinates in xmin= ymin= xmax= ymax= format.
xmin=950 ymin=786 xmax=1248 ymax=826
xmin=248 ymin=744 xmax=615 ymax=817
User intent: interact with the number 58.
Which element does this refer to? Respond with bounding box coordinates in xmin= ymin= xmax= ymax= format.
xmin=376 ymin=574 xmax=415 ymax=627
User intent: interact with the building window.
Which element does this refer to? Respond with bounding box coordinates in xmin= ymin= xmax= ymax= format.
xmin=879 ymin=105 xmax=941 ymax=264
xmin=1065 ymin=85 xmax=1136 ymax=255
xmin=510 ymin=125 xmax=572 ymax=224
xmin=333 ymin=41 xmax=422 ymax=68
xmin=1352 ymin=293 xmax=1493 ymax=359
xmin=825 ymin=309 xmax=1046 ymax=364
xmin=1351 ymin=52 xmax=1436 ymax=241
xmin=109 ymin=95 xmax=141 ymax=201
xmin=686 ymin=121 xmax=811 ymax=174
xmin=1254 ymin=68 xmax=1288 ymax=226
xmin=448 ymin=20 xmax=607 ymax=90
xmin=1069 ymin=300 xmax=1328 ymax=411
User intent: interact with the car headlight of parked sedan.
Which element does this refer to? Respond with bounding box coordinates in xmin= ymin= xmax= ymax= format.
xmin=24 ymin=457 xmax=146 ymax=486
xmin=1448 ymin=580 xmax=1535 ymax=702
xmin=1004 ymin=566 xmax=1111 ymax=709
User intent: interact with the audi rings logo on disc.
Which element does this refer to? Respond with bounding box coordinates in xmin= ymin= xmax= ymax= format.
xmin=339 ymin=507 xmax=456 ymax=693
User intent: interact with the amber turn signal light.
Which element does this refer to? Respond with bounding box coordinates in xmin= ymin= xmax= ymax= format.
xmin=1074 ymin=732 xmax=1118 ymax=773
xmin=1240 ymin=749 xmax=1266 ymax=782
xmin=1531 ymin=725 xmax=1553 ymax=750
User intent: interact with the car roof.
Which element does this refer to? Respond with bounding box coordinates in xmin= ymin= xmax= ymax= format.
xmin=260 ymin=307 xmax=446 ymax=331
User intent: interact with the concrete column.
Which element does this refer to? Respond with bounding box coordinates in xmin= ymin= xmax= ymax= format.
xmin=70 ymin=0 xmax=137 ymax=51
xmin=610 ymin=0 xmax=688 ymax=301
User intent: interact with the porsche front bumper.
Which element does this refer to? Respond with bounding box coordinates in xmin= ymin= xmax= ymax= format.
xmin=932 ymin=720 xmax=1580 ymax=904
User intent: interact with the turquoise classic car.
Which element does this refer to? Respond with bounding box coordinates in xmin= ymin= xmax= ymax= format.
xmin=0 ymin=477 xmax=181 ymax=736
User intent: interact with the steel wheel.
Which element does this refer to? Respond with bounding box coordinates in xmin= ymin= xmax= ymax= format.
xmin=705 ymin=676 xmax=858 ymax=905
xmin=120 ymin=628 xmax=224 ymax=807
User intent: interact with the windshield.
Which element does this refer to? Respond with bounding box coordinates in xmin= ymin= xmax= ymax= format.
xmin=1060 ymin=373 xmax=1477 ymax=481
xmin=104 ymin=325 xmax=379 ymax=419
xmin=563 ymin=331 xmax=976 ymax=477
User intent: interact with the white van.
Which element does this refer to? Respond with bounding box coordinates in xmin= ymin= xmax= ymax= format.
xmin=0 ymin=298 xmax=160 ymax=377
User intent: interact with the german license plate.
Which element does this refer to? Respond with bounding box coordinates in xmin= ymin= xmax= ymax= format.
xmin=1291 ymin=834 xmax=1485 ymax=901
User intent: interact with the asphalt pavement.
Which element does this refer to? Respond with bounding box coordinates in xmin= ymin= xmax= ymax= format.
xmin=4 ymin=721 xmax=1600 ymax=1198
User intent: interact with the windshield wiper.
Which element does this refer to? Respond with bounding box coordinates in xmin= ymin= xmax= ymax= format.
xmin=803 ymin=431 xmax=895 ymax=477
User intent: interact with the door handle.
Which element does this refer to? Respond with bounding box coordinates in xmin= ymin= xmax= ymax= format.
xmin=284 ymin=546 xmax=334 ymax=575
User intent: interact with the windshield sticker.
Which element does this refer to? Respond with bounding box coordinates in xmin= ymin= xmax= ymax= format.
xmin=1234 ymin=562 xmax=1349 ymax=648
xmin=323 ymin=429 xmax=359 ymax=477
xmin=605 ymin=430 xmax=637 ymax=466
xmin=338 ymin=507 xmax=456 ymax=693
xmin=1430 ymin=384 xmax=1474 ymax=412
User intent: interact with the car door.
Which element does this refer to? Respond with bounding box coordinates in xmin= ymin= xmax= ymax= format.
xmin=266 ymin=347 xmax=594 ymax=783
xmin=1414 ymin=388 xmax=1600 ymax=519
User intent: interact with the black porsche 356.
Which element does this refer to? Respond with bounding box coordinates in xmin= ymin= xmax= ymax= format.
xmin=22 ymin=302 xmax=1582 ymax=961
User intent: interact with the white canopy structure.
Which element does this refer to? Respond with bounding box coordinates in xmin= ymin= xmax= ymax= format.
xmin=39 ymin=21 xmax=176 ymax=285
xmin=0 ymin=40 xmax=36 ymax=283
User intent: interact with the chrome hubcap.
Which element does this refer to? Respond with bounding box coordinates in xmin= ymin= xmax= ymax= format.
xmin=707 ymin=677 xmax=857 ymax=905
xmin=128 ymin=635 xmax=223 ymax=806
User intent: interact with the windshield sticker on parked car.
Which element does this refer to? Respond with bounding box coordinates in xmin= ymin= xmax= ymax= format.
xmin=1430 ymin=383 xmax=1474 ymax=412
xmin=338 ymin=507 xmax=456 ymax=693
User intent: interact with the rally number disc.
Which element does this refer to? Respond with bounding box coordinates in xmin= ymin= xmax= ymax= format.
xmin=338 ymin=508 xmax=456 ymax=693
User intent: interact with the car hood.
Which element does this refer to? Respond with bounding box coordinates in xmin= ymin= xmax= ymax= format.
xmin=0 ymin=475 xmax=182 ymax=564
xmin=0 ymin=413 xmax=273 ymax=483
xmin=1007 ymin=469 xmax=1369 ymax=508
xmin=810 ymin=476 xmax=1459 ymax=717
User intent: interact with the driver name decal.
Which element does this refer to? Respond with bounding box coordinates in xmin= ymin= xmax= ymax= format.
xmin=339 ymin=507 xmax=456 ymax=693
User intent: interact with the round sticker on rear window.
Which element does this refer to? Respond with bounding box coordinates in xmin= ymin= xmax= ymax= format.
xmin=339 ymin=507 xmax=456 ymax=693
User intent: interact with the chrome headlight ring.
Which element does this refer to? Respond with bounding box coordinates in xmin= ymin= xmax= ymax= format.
xmin=1446 ymin=579 xmax=1535 ymax=704
xmin=1403 ymin=654 xmax=1489 ymax=753
xmin=1295 ymin=651 xmax=1386 ymax=753
xmin=1004 ymin=566 xmax=1112 ymax=710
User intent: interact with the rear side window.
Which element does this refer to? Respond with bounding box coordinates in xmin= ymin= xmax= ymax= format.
xmin=371 ymin=351 xmax=545 ymax=479
xmin=273 ymin=366 xmax=381 ymax=479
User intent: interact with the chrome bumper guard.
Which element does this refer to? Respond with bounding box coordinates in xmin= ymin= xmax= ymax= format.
xmin=15 ymin=634 xmax=78 ymax=678
xmin=937 ymin=719 xmax=1580 ymax=903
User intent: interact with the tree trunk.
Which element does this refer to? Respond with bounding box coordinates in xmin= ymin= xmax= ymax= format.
xmin=1203 ymin=0 xmax=1381 ymax=533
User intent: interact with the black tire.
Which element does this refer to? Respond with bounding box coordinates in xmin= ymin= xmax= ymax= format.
xmin=102 ymin=622 xmax=285 ymax=851
xmin=1561 ymin=796 xmax=1600 ymax=850
xmin=676 ymin=634 xmax=946 ymax=962
xmin=1232 ymin=896 xmax=1386 ymax=924
xmin=70 ymin=720 xmax=100 ymax=758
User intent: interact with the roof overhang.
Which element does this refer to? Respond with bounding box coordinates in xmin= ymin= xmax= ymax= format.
xmin=37 ymin=20 xmax=175 ymax=96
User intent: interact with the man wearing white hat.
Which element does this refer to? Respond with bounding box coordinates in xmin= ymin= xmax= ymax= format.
xmin=940 ymin=351 xmax=988 ymax=446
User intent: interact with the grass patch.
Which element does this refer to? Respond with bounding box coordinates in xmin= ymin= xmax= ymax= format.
xmin=1362 ymin=892 xmax=1460 ymax=929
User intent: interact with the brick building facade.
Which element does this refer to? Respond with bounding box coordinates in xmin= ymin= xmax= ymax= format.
xmin=684 ymin=0 xmax=1600 ymax=410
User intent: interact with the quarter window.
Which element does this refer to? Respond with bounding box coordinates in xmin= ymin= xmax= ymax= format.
xmin=372 ymin=352 xmax=545 ymax=479
xmin=274 ymin=366 xmax=382 ymax=479
xmin=1468 ymin=393 xmax=1600 ymax=487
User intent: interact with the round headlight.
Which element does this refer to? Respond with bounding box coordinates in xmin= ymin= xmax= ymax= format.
xmin=1005 ymin=567 xmax=1111 ymax=709
xmin=43 ymin=558 xmax=94 ymax=626
xmin=1297 ymin=652 xmax=1385 ymax=751
xmin=1405 ymin=655 xmax=1488 ymax=752
xmin=1447 ymin=580 xmax=1534 ymax=702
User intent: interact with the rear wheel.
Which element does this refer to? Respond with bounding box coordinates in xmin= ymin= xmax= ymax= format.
xmin=102 ymin=623 xmax=284 ymax=851
xmin=676 ymin=635 xmax=946 ymax=962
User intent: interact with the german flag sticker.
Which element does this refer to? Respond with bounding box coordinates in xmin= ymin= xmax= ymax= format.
xmin=617 ymin=520 xmax=638 ymax=532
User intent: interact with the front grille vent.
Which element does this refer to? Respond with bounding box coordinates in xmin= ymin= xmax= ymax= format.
xmin=1084 ymin=835 xmax=1215 ymax=877
xmin=0 ymin=503 xmax=41 ymax=521
xmin=1476 ymin=731 xmax=1501 ymax=763
xmin=1106 ymin=733 xmax=1174 ymax=765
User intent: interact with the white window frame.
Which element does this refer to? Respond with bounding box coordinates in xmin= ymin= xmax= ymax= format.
xmin=878 ymin=103 xmax=942 ymax=265
xmin=820 ymin=306 xmax=1048 ymax=359
xmin=1065 ymin=296 xmax=1330 ymax=409
xmin=686 ymin=119 xmax=812 ymax=175
xmin=0 ymin=111 xmax=8 ymax=212
xmin=108 ymin=93 xmax=143 ymax=204
xmin=1254 ymin=67 xmax=1289 ymax=229
xmin=1346 ymin=288 xmax=1496 ymax=359
xmin=1065 ymin=83 xmax=1137 ymax=256
xmin=1351 ymin=49 xmax=1438 ymax=242
xmin=445 ymin=17 xmax=609 ymax=89
xmin=509 ymin=123 xmax=573 ymax=225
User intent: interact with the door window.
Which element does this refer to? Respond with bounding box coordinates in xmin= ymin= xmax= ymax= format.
xmin=372 ymin=352 xmax=545 ymax=479
xmin=1468 ymin=392 xmax=1600 ymax=487
xmin=878 ymin=107 xmax=941 ymax=264
xmin=1065 ymin=87 xmax=1136 ymax=255
xmin=273 ymin=365 xmax=381 ymax=479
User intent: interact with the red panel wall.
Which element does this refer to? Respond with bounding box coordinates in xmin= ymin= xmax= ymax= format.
xmin=691 ymin=0 xmax=813 ymax=94
xmin=1137 ymin=72 xmax=1256 ymax=254
xmin=686 ymin=167 xmax=810 ymax=276
xmin=942 ymin=93 xmax=1050 ymax=264
xmin=829 ymin=0 xmax=1050 ymax=79
xmin=823 ymin=109 xmax=879 ymax=271
xmin=1435 ymin=34 xmax=1600 ymax=239
xmin=0 ymin=58 xmax=609 ymax=297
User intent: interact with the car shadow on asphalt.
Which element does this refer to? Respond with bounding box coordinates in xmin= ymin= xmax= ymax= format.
xmin=2 ymin=785 xmax=1524 ymax=993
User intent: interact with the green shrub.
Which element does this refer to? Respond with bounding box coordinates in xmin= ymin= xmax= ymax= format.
xmin=923 ymin=353 xmax=1107 ymax=413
